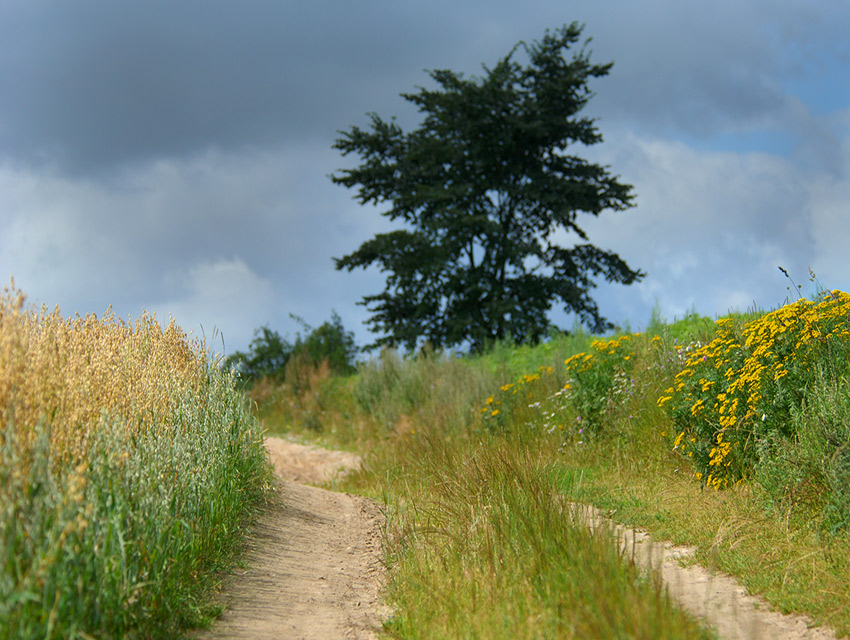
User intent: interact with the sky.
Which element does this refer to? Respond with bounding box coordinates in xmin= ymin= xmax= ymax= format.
xmin=2 ymin=1 xmax=849 ymax=356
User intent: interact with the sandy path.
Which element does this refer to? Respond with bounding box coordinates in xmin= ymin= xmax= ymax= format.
xmin=573 ymin=503 xmax=840 ymax=640
xmin=197 ymin=438 xmax=388 ymax=640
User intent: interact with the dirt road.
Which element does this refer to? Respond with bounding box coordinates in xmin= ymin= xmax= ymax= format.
xmin=574 ymin=503 xmax=839 ymax=640
xmin=198 ymin=438 xmax=388 ymax=640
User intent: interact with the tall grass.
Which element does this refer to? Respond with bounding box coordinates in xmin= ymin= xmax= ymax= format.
xmin=0 ymin=281 xmax=271 ymax=639
xmin=260 ymin=339 xmax=715 ymax=637
xmin=375 ymin=436 xmax=713 ymax=639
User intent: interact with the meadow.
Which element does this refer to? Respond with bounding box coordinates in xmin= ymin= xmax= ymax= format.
xmin=6 ymin=271 xmax=849 ymax=638
xmin=257 ymin=290 xmax=850 ymax=638
xmin=0 ymin=282 xmax=271 ymax=639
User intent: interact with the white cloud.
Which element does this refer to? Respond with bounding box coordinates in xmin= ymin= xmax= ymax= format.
xmin=575 ymin=132 xmax=823 ymax=327
xmin=151 ymin=257 xmax=276 ymax=355
xmin=0 ymin=144 xmax=391 ymax=352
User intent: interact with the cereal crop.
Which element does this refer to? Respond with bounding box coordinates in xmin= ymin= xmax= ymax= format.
xmin=0 ymin=280 xmax=270 ymax=639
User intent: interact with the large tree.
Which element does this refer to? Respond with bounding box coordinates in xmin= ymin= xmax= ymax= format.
xmin=332 ymin=22 xmax=644 ymax=351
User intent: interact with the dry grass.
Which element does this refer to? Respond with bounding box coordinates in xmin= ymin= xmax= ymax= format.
xmin=0 ymin=279 xmax=204 ymax=464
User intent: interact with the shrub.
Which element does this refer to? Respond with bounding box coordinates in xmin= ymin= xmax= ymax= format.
xmin=224 ymin=325 xmax=292 ymax=383
xmin=561 ymin=335 xmax=637 ymax=433
xmin=658 ymin=291 xmax=850 ymax=491
xmin=225 ymin=312 xmax=358 ymax=385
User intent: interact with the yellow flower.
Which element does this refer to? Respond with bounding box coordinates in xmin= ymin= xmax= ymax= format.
xmin=690 ymin=398 xmax=705 ymax=416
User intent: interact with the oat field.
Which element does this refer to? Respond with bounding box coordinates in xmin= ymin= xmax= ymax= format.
xmin=0 ymin=281 xmax=270 ymax=639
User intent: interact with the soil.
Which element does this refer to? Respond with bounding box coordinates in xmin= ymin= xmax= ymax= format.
xmin=197 ymin=437 xmax=389 ymax=640
xmin=199 ymin=437 xmax=840 ymax=640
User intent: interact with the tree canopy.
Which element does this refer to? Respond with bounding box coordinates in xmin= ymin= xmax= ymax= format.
xmin=332 ymin=22 xmax=644 ymax=352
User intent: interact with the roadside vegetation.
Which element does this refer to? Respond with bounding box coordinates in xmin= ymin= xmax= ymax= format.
xmin=0 ymin=282 xmax=270 ymax=639
xmin=254 ymin=290 xmax=850 ymax=638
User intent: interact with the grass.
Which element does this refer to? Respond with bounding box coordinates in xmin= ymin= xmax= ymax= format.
xmin=0 ymin=281 xmax=271 ymax=639
xmin=255 ymin=292 xmax=850 ymax=638
xmin=368 ymin=434 xmax=714 ymax=639
xmin=256 ymin=348 xmax=713 ymax=636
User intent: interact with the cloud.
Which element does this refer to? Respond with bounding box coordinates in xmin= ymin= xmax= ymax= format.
xmin=0 ymin=142 xmax=391 ymax=352
xmin=804 ymin=109 xmax=850 ymax=287
xmin=571 ymin=132 xmax=821 ymax=326
xmin=151 ymin=257 xmax=275 ymax=354
xmin=6 ymin=1 xmax=845 ymax=177
xmin=0 ymin=1 xmax=503 ymax=175
xmin=3 ymin=0 xmax=850 ymax=352
xmin=582 ymin=0 xmax=850 ymax=142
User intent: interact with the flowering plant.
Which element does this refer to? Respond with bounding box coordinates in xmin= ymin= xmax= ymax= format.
xmin=658 ymin=291 xmax=850 ymax=489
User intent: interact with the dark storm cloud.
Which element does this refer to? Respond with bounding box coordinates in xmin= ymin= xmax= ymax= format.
xmin=0 ymin=1 xmax=478 ymax=175
xmin=2 ymin=0 xmax=849 ymax=353
xmin=3 ymin=1 xmax=846 ymax=175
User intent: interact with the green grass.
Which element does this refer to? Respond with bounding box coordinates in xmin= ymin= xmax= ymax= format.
xmin=258 ymin=344 xmax=712 ymax=637
xmin=257 ymin=294 xmax=850 ymax=638
xmin=369 ymin=436 xmax=714 ymax=639
xmin=0 ymin=365 xmax=272 ymax=640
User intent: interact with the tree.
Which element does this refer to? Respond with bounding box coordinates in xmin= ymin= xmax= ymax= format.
xmin=224 ymin=325 xmax=292 ymax=382
xmin=332 ymin=22 xmax=645 ymax=352
xmin=224 ymin=312 xmax=358 ymax=383
xmin=290 ymin=312 xmax=359 ymax=375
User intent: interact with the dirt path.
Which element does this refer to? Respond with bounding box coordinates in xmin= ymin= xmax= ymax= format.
xmin=573 ymin=503 xmax=840 ymax=640
xmin=197 ymin=438 xmax=389 ymax=640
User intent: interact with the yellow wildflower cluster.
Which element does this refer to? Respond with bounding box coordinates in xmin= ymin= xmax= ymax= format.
xmin=0 ymin=280 xmax=206 ymax=465
xmin=659 ymin=291 xmax=850 ymax=488
xmin=480 ymin=365 xmax=556 ymax=424
xmin=560 ymin=334 xmax=639 ymax=433
xmin=564 ymin=334 xmax=635 ymax=376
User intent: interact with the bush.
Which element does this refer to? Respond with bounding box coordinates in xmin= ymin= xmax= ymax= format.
xmin=658 ymin=291 xmax=850 ymax=491
xmin=226 ymin=312 xmax=358 ymax=384
xmin=756 ymin=371 xmax=850 ymax=533
xmin=292 ymin=312 xmax=358 ymax=375
xmin=224 ymin=325 xmax=292 ymax=383
xmin=561 ymin=335 xmax=637 ymax=433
